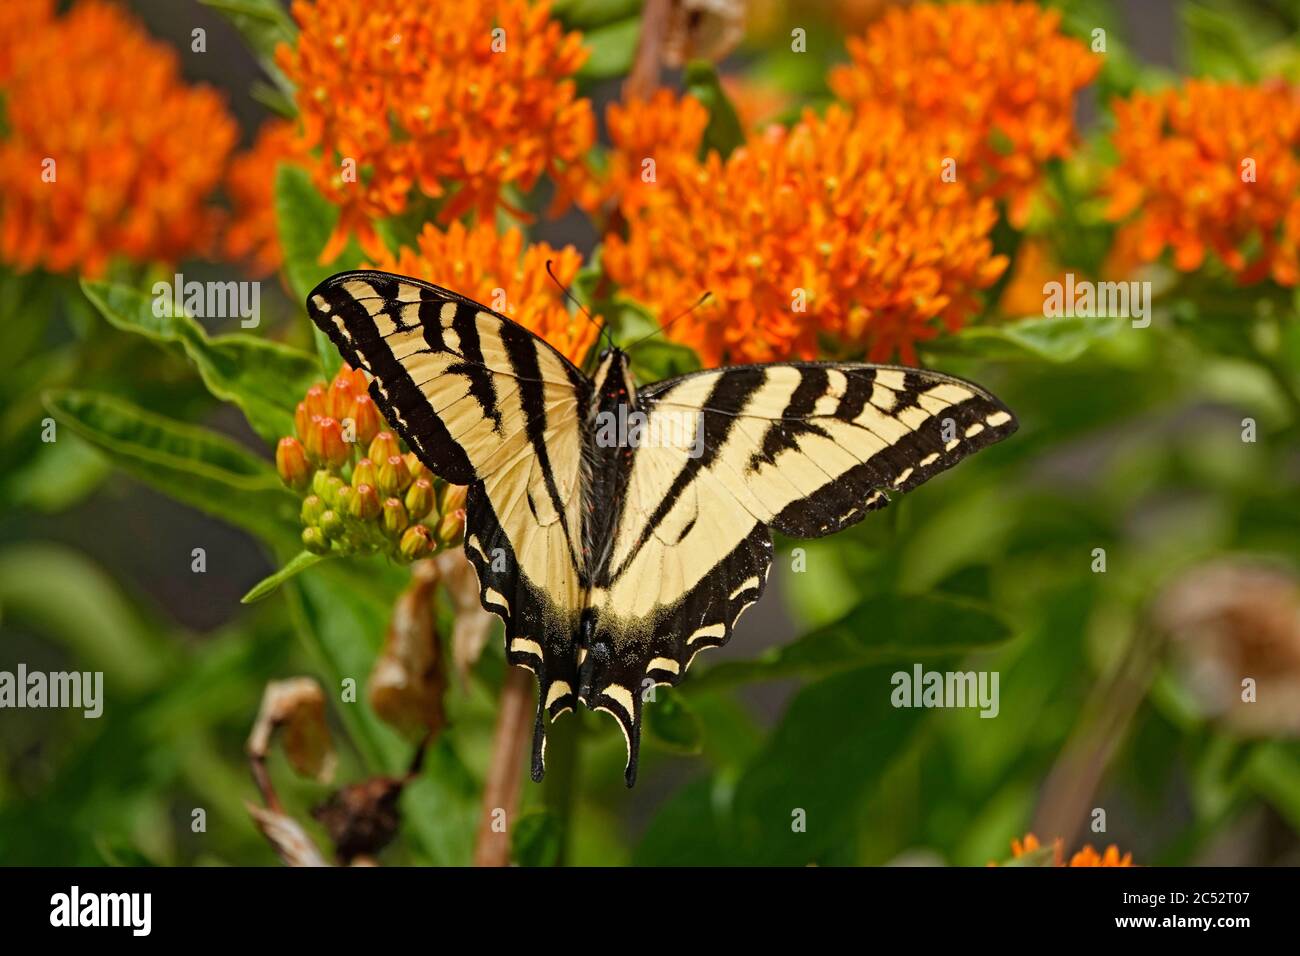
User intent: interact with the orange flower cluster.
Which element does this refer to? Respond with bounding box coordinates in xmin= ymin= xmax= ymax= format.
xmin=1104 ymin=79 xmax=1300 ymax=286
xmin=277 ymin=365 xmax=466 ymax=561
xmin=0 ymin=1 xmax=236 ymax=276
xmin=0 ymin=0 xmax=53 ymax=84
xmin=369 ymin=221 xmax=599 ymax=366
xmin=278 ymin=0 xmax=596 ymax=262
xmin=224 ymin=120 xmax=302 ymax=278
xmin=1000 ymin=833 xmax=1135 ymax=867
xmin=830 ymin=2 xmax=1098 ymax=226
xmin=603 ymin=94 xmax=1006 ymax=365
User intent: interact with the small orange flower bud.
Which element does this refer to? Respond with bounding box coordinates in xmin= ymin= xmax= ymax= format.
xmin=317 ymin=417 xmax=349 ymax=468
xmin=440 ymin=483 xmax=468 ymax=514
xmin=350 ymin=482 xmax=381 ymax=521
xmin=398 ymin=524 xmax=435 ymax=562
xmin=348 ymin=366 xmax=369 ymax=396
xmin=351 ymin=394 xmax=382 ymax=447
xmin=351 ymin=457 xmax=377 ymax=490
xmin=276 ymin=436 xmax=310 ymax=489
xmin=368 ymin=430 xmax=400 ymax=464
xmin=294 ymin=401 xmax=312 ymax=442
xmin=381 ymin=497 xmax=409 ymax=537
xmin=377 ymin=454 xmax=412 ymax=497
xmin=304 ymin=383 xmax=328 ymax=417
xmin=404 ymin=452 xmax=430 ymax=482
xmin=302 ymin=526 xmax=330 ymax=555
xmin=327 ymin=369 xmax=356 ymax=420
xmin=437 ymin=507 xmax=466 ymax=548
xmin=405 ymin=477 xmax=435 ymax=521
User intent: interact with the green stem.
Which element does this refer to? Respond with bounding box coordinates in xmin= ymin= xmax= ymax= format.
xmin=542 ymin=709 xmax=581 ymax=866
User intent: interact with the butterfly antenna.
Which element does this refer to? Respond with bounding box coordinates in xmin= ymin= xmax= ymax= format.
xmin=546 ymin=259 xmax=610 ymax=351
xmin=627 ymin=291 xmax=712 ymax=352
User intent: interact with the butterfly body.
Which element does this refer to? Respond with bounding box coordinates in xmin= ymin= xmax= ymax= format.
xmin=308 ymin=271 xmax=1018 ymax=786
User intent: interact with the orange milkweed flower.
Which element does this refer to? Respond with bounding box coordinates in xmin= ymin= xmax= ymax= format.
xmin=1104 ymin=79 xmax=1300 ymax=287
xmin=367 ymin=221 xmax=599 ymax=367
xmin=994 ymin=833 xmax=1135 ymax=866
xmin=0 ymin=0 xmax=53 ymax=84
xmin=224 ymin=119 xmax=303 ymax=278
xmin=278 ymin=0 xmax=596 ymax=262
xmin=0 ymin=1 xmax=237 ymax=277
xmin=1069 ymin=843 xmax=1134 ymax=867
xmin=829 ymin=2 xmax=1099 ymax=227
xmin=603 ymin=94 xmax=1007 ymax=366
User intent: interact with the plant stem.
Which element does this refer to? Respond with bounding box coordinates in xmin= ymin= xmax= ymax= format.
xmin=543 ymin=709 xmax=581 ymax=865
xmin=624 ymin=0 xmax=672 ymax=102
xmin=472 ymin=665 xmax=534 ymax=866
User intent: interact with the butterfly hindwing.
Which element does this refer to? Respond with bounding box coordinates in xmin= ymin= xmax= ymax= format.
xmin=307 ymin=271 xmax=589 ymax=775
xmin=584 ymin=362 xmax=1018 ymax=781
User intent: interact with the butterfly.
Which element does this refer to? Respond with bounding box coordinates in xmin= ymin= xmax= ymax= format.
xmin=308 ymin=270 xmax=1018 ymax=786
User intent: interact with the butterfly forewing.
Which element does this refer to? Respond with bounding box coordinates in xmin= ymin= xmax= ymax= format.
xmin=307 ymin=271 xmax=590 ymax=775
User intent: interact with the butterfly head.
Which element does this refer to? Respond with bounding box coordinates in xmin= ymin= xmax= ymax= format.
xmin=593 ymin=346 xmax=637 ymax=406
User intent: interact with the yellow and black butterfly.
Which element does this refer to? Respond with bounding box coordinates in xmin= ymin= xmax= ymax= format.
xmin=308 ymin=270 xmax=1017 ymax=786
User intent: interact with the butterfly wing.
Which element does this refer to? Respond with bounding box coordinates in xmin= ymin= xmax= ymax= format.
xmin=586 ymin=361 xmax=1017 ymax=783
xmin=307 ymin=271 xmax=590 ymax=774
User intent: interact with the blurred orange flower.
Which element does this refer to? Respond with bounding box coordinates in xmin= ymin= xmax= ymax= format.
xmin=368 ymin=221 xmax=598 ymax=366
xmin=0 ymin=1 xmax=236 ymax=276
xmin=1104 ymin=79 xmax=1300 ymax=286
xmin=603 ymin=94 xmax=1006 ymax=365
xmin=279 ymin=0 xmax=596 ymax=262
xmin=830 ymin=2 xmax=1098 ymax=226
xmin=998 ymin=832 xmax=1135 ymax=866
xmin=0 ymin=0 xmax=53 ymax=83
xmin=224 ymin=120 xmax=303 ymax=278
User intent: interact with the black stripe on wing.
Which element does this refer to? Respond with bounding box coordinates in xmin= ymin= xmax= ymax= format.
xmin=582 ymin=525 xmax=773 ymax=787
xmin=309 ymin=272 xmax=477 ymax=483
xmin=640 ymin=361 xmax=1018 ymax=539
xmin=463 ymin=483 xmax=581 ymax=782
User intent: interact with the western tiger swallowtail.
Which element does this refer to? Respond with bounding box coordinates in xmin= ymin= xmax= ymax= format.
xmin=308 ymin=270 xmax=1017 ymax=786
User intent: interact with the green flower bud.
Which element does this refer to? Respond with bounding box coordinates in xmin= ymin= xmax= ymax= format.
xmin=404 ymin=477 xmax=435 ymax=521
xmin=398 ymin=524 xmax=434 ymax=562
xmin=302 ymin=526 xmax=330 ymax=555
xmin=382 ymin=497 xmax=409 ymax=538
xmin=377 ymin=454 xmax=412 ymax=497
xmin=319 ymin=509 xmax=345 ymax=540
xmin=300 ymin=494 xmax=325 ymax=526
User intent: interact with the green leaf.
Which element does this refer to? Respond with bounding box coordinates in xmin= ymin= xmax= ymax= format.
xmin=276 ymin=165 xmax=367 ymax=374
xmin=552 ymin=0 xmax=641 ymax=29
xmin=199 ymin=0 xmax=298 ymax=98
xmin=43 ymin=389 xmax=300 ymax=548
xmin=577 ymin=18 xmax=640 ymax=80
xmin=687 ymin=591 xmax=1012 ymax=693
xmin=0 ymin=542 xmax=170 ymax=690
xmin=1181 ymin=2 xmax=1276 ymax=82
xmin=241 ymin=550 xmax=332 ymax=604
xmin=728 ymin=661 xmax=955 ymax=864
xmin=511 ymin=809 xmax=563 ymax=867
xmin=684 ymin=61 xmax=745 ymax=159
xmin=926 ymin=313 xmax=1124 ymax=363
xmin=645 ymin=687 xmax=703 ymax=754
xmin=81 ymin=279 xmax=320 ymax=444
